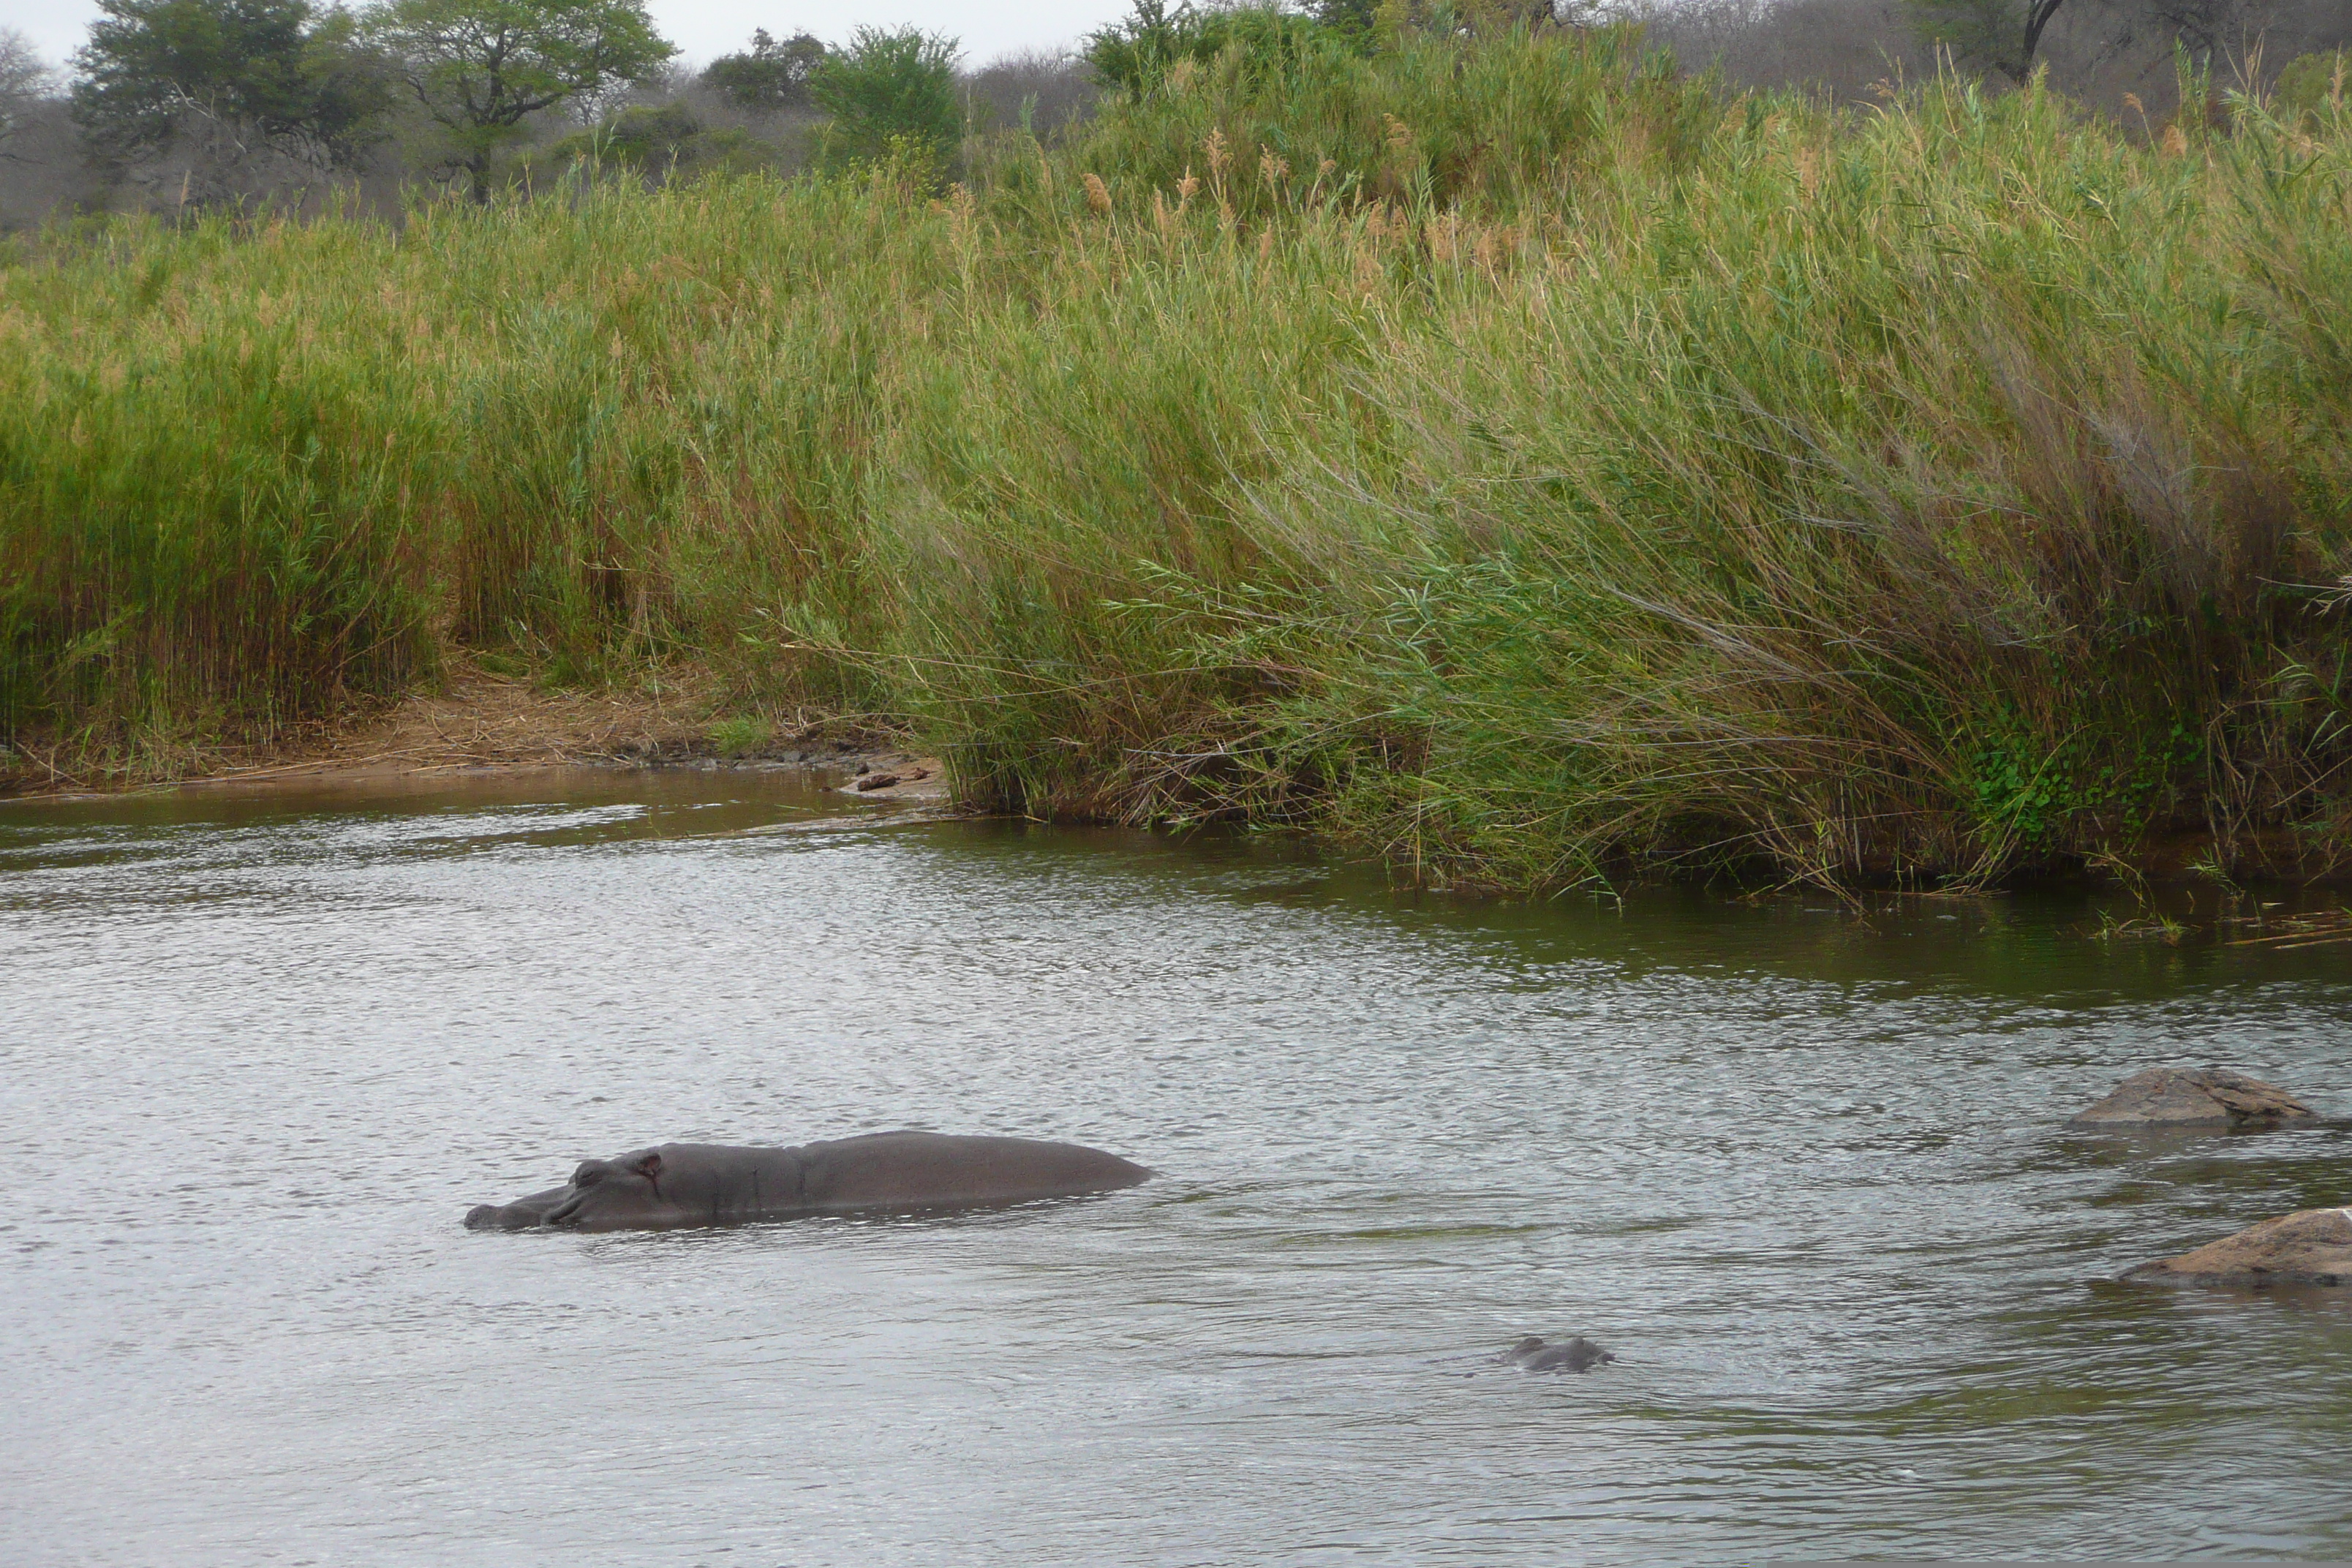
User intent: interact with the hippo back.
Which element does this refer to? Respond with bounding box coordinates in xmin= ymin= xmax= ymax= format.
xmin=798 ymin=1131 xmax=1150 ymax=1213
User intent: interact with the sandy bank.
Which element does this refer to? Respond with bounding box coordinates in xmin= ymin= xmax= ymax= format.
xmin=1 ymin=663 xmax=952 ymax=807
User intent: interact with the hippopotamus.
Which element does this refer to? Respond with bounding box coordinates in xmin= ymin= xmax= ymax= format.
xmin=1504 ymin=1335 xmax=1613 ymax=1373
xmin=2122 ymin=1207 xmax=2352 ymax=1288
xmin=464 ymin=1131 xmax=1151 ymax=1232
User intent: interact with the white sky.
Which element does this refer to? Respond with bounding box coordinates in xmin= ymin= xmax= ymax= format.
xmin=0 ymin=0 xmax=1126 ymax=78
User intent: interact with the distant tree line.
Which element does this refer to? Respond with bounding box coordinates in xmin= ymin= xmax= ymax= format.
xmin=1 ymin=0 xmax=2347 ymax=227
xmin=1082 ymin=0 xmax=2349 ymax=105
xmin=0 ymin=2 xmax=1050 ymax=220
xmin=1627 ymin=0 xmax=2349 ymax=105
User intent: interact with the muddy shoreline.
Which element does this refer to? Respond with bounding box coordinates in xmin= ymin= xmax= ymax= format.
xmin=0 ymin=663 xmax=955 ymax=807
xmin=5 ymin=668 xmax=2347 ymax=902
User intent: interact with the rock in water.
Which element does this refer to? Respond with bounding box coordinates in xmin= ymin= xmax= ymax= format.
xmin=2124 ymin=1207 xmax=2352 ymax=1287
xmin=2067 ymin=1068 xmax=2316 ymax=1129
xmin=1504 ymin=1335 xmax=1613 ymax=1373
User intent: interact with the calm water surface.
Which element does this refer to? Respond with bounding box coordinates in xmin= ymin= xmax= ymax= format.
xmin=3 ymin=769 xmax=2348 ymax=1565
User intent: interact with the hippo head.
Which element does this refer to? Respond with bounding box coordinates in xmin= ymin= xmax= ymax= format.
xmin=540 ymin=1150 xmax=672 ymax=1229
xmin=464 ymin=1147 xmax=704 ymax=1232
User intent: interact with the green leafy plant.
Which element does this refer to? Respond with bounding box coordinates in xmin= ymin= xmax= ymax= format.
xmin=543 ymin=101 xmax=780 ymax=181
xmin=707 ymin=715 xmax=772 ymax=755
xmin=1083 ymin=0 xmax=1347 ymax=97
xmin=807 ymin=25 xmax=960 ymax=170
xmin=2272 ymin=49 xmax=2348 ymax=130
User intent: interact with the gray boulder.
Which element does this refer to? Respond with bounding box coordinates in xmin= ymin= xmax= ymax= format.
xmin=2124 ymin=1207 xmax=2352 ymax=1287
xmin=2067 ymin=1068 xmax=2316 ymax=1130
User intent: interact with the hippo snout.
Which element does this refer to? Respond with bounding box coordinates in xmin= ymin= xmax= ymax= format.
xmin=463 ymin=1175 xmax=590 ymax=1231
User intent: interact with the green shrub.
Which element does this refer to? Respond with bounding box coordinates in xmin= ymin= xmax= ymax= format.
xmin=1083 ymin=0 xmax=1352 ymax=97
xmin=1065 ymin=23 xmax=1708 ymax=219
xmin=2272 ymin=50 xmax=2348 ymax=129
xmin=542 ymin=103 xmax=783 ymax=181
xmin=707 ymin=715 xmax=772 ymax=755
xmin=809 ymin=26 xmax=962 ymax=170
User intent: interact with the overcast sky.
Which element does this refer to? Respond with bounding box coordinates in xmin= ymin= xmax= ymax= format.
xmin=2 ymin=0 xmax=1123 ymax=78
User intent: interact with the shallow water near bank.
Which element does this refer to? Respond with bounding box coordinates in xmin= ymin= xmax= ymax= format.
xmin=3 ymin=769 xmax=2348 ymax=1565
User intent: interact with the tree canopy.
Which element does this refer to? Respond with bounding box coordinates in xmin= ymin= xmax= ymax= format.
xmin=360 ymin=0 xmax=673 ymax=196
xmin=701 ymin=27 xmax=826 ymax=113
xmin=70 ymin=0 xmax=388 ymax=167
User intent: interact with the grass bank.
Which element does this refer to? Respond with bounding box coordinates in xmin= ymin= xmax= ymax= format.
xmin=4 ymin=26 xmax=2350 ymax=888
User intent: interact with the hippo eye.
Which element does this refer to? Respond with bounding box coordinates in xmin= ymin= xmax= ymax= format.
xmin=571 ymin=1163 xmax=605 ymax=1188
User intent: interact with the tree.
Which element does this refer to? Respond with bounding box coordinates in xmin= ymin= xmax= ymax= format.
xmin=807 ymin=26 xmax=960 ymax=167
xmin=1908 ymin=0 xmax=2067 ymax=80
xmin=701 ymin=27 xmax=826 ymax=112
xmin=360 ymin=0 xmax=674 ymax=198
xmin=2141 ymin=0 xmax=2244 ymax=67
xmin=69 ymin=0 xmax=389 ymax=177
xmin=1 ymin=29 xmax=54 ymax=162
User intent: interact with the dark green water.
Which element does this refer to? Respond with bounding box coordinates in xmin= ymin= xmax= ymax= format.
xmin=2 ymin=769 xmax=2347 ymax=1564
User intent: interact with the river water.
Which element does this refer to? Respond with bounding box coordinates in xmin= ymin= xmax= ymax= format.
xmin=2 ymin=769 xmax=2348 ymax=1565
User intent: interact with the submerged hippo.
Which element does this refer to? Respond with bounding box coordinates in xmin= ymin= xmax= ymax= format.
xmin=1504 ymin=1335 xmax=1613 ymax=1373
xmin=465 ymin=1131 xmax=1151 ymax=1232
xmin=2123 ymin=1207 xmax=2352 ymax=1288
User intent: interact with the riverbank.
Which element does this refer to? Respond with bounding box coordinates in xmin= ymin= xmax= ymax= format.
xmin=5 ymin=30 xmax=2348 ymax=889
xmin=1 ymin=657 xmax=2326 ymax=891
xmin=0 ymin=659 xmax=950 ymax=805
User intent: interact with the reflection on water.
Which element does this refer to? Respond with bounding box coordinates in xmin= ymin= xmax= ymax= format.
xmin=2 ymin=769 xmax=2348 ymax=1564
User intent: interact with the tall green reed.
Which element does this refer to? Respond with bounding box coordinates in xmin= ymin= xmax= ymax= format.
xmin=3 ymin=37 xmax=2345 ymax=886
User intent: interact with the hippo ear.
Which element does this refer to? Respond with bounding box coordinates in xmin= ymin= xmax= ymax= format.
xmin=628 ymin=1152 xmax=663 ymax=1180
